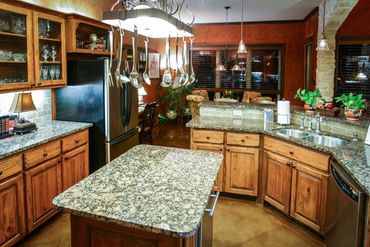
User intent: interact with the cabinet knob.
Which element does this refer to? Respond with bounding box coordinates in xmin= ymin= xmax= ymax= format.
xmin=227 ymin=149 xmax=230 ymax=152
xmin=206 ymin=136 xmax=210 ymax=140
xmin=289 ymin=151 xmax=294 ymax=155
xmin=0 ymin=170 xmax=3 ymax=175
xmin=64 ymin=157 xmax=69 ymax=160
xmin=241 ymin=139 xmax=245 ymax=142
xmin=219 ymin=148 xmax=223 ymax=151
xmin=6 ymin=226 xmax=12 ymax=233
xmin=37 ymin=82 xmax=42 ymax=86
xmin=74 ymin=139 xmax=80 ymax=144
xmin=30 ymin=83 xmax=35 ymax=86
xmin=43 ymin=152 xmax=48 ymax=157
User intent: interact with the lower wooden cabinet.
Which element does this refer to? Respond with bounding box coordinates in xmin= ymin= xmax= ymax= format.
xmin=263 ymin=151 xmax=293 ymax=214
xmin=25 ymin=157 xmax=62 ymax=232
xmin=0 ymin=174 xmax=26 ymax=247
xmin=61 ymin=144 xmax=89 ymax=191
xmin=191 ymin=142 xmax=224 ymax=191
xmin=290 ymin=162 xmax=328 ymax=233
xmin=225 ymin=146 xmax=259 ymax=196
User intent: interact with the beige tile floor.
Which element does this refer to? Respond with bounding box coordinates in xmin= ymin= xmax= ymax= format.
xmin=16 ymin=196 xmax=324 ymax=247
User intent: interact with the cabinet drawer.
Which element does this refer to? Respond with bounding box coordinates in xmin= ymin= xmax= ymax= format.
xmin=61 ymin=129 xmax=88 ymax=153
xmin=0 ymin=155 xmax=22 ymax=181
xmin=264 ymin=136 xmax=329 ymax=171
xmin=24 ymin=141 xmax=61 ymax=169
xmin=192 ymin=130 xmax=224 ymax=144
xmin=226 ymin=132 xmax=260 ymax=147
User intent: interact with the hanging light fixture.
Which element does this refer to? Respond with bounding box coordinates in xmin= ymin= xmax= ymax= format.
xmin=317 ymin=0 xmax=329 ymax=51
xmin=237 ymin=0 xmax=247 ymax=54
xmin=232 ymin=54 xmax=242 ymax=71
xmin=356 ymin=62 xmax=368 ymax=81
xmin=216 ymin=6 xmax=230 ymax=71
xmin=102 ymin=0 xmax=194 ymax=38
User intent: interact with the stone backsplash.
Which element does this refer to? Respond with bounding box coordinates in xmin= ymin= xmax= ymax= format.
xmin=0 ymin=89 xmax=52 ymax=125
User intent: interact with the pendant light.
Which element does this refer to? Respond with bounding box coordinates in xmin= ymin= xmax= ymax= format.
xmin=237 ymin=0 xmax=247 ymax=54
xmin=317 ymin=0 xmax=329 ymax=51
xmin=216 ymin=6 xmax=230 ymax=71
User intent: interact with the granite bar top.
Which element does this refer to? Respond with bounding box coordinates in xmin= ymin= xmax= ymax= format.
xmin=0 ymin=120 xmax=92 ymax=160
xmin=200 ymin=101 xmax=370 ymax=127
xmin=53 ymin=145 xmax=223 ymax=238
xmin=187 ymin=116 xmax=370 ymax=196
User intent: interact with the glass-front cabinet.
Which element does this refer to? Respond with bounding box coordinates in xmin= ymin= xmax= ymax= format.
xmin=33 ymin=12 xmax=66 ymax=87
xmin=0 ymin=3 xmax=33 ymax=90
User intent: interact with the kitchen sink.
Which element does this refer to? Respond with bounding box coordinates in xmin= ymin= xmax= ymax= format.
xmin=275 ymin=128 xmax=310 ymax=138
xmin=301 ymin=134 xmax=348 ymax=148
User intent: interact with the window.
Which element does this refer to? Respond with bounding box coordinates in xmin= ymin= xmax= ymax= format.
xmin=192 ymin=45 xmax=284 ymax=100
xmin=336 ymin=42 xmax=370 ymax=99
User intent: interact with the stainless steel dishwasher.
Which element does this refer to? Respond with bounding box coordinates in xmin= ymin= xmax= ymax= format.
xmin=196 ymin=191 xmax=220 ymax=247
xmin=325 ymin=161 xmax=367 ymax=247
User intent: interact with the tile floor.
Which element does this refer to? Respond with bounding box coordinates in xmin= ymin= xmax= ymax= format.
xmin=16 ymin=121 xmax=325 ymax=246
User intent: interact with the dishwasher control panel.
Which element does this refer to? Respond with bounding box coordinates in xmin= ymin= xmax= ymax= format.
xmin=330 ymin=165 xmax=359 ymax=202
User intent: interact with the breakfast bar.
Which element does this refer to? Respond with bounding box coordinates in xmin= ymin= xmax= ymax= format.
xmin=53 ymin=145 xmax=223 ymax=246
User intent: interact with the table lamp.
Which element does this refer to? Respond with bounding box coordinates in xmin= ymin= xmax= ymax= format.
xmin=9 ymin=92 xmax=37 ymax=134
xmin=138 ymin=87 xmax=147 ymax=105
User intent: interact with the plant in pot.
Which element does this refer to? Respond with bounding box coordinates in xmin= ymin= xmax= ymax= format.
xmin=159 ymin=87 xmax=183 ymax=120
xmin=294 ymin=88 xmax=322 ymax=114
xmin=335 ymin=93 xmax=367 ymax=121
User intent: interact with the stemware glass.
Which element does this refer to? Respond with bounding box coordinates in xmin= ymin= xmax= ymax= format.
xmin=41 ymin=44 xmax=49 ymax=61
xmin=39 ymin=19 xmax=46 ymax=38
xmin=49 ymin=66 xmax=55 ymax=80
xmin=55 ymin=66 xmax=61 ymax=80
xmin=11 ymin=16 xmax=25 ymax=34
xmin=50 ymin=45 xmax=57 ymax=62
xmin=44 ymin=20 xmax=52 ymax=38
xmin=41 ymin=66 xmax=48 ymax=80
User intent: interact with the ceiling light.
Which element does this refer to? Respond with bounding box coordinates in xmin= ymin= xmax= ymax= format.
xmin=231 ymin=64 xmax=241 ymax=71
xmin=317 ymin=0 xmax=329 ymax=51
xmin=237 ymin=0 xmax=247 ymax=54
xmin=103 ymin=4 xmax=193 ymax=38
xmin=215 ymin=6 xmax=230 ymax=71
xmin=216 ymin=64 xmax=227 ymax=71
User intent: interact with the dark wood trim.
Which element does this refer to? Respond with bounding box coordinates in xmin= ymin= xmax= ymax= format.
xmin=303 ymin=7 xmax=319 ymax=22
xmin=336 ymin=37 xmax=370 ymax=43
xmin=196 ymin=88 xmax=280 ymax=94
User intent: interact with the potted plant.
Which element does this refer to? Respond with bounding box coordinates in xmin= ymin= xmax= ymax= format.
xmin=159 ymin=84 xmax=194 ymax=120
xmin=294 ymin=88 xmax=322 ymax=114
xmin=335 ymin=93 xmax=367 ymax=121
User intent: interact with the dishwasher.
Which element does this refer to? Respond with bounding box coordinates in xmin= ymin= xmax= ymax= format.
xmin=325 ymin=161 xmax=367 ymax=247
xmin=196 ymin=191 xmax=220 ymax=247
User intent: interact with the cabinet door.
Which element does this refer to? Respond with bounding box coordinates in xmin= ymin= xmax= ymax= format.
xmin=192 ymin=143 xmax=224 ymax=191
xmin=61 ymin=144 xmax=89 ymax=191
xmin=0 ymin=174 xmax=26 ymax=247
xmin=225 ymin=146 xmax=259 ymax=196
xmin=0 ymin=2 xmax=34 ymax=91
xmin=263 ymin=151 xmax=292 ymax=214
xmin=33 ymin=11 xmax=66 ymax=87
xmin=25 ymin=157 xmax=62 ymax=231
xmin=290 ymin=162 xmax=328 ymax=233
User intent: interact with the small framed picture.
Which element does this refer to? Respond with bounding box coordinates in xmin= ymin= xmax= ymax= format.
xmin=148 ymin=53 xmax=160 ymax=78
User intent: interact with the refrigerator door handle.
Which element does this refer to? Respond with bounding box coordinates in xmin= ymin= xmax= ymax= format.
xmin=120 ymin=84 xmax=132 ymax=127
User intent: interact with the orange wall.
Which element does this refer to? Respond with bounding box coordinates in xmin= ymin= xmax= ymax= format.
xmin=192 ymin=22 xmax=305 ymax=102
xmin=304 ymin=10 xmax=318 ymax=90
xmin=337 ymin=0 xmax=370 ymax=37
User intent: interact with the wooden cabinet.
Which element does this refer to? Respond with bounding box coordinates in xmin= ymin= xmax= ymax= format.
xmin=225 ymin=146 xmax=259 ymax=196
xmin=290 ymin=162 xmax=328 ymax=233
xmin=0 ymin=174 xmax=26 ymax=247
xmin=33 ymin=12 xmax=66 ymax=87
xmin=25 ymin=157 xmax=62 ymax=232
xmin=262 ymin=151 xmax=292 ymax=214
xmin=0 ymin=2 xmax=34 ymax=91
xmin=61 ymin=144 xmax=89 ymax=191
xmin=192 ymin=142 xmax=224 ymax=191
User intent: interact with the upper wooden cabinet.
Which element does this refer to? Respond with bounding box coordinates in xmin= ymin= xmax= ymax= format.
xmin=65 ymin=14 xmax=110 ymax=55
xmin=0 ymin=3 xmax=67 ymax=92
xmin=33 ymin=12 xmax=66 ymax=87
xmin=0 ymin=2 xmax=33 ymax=91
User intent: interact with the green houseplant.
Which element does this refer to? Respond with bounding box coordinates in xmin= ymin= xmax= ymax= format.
xmin=159 ymin=84 xmax=194 ymax=120
xmin=335 ymin=93 xmax=367 ymax=121
xmin=294 ymin=88 xmax=322 ymax=113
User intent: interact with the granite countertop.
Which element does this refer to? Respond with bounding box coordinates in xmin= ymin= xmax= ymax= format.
xmin=0 ymin=120 xmax=92 ymax=160
xmin=187 ymin=116 xmax=370 ymax=196
xmin=53 ymin=145 xmax=223 ymax=238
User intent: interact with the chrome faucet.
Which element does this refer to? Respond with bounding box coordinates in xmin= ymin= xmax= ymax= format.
xmin=307 ymin=118 xmax=313 ymax=131
xmin=352 ymin=132 xmax=358 ymax=142
xmin=315 ymin=112 xmax=322 ymax=133
xmin=299 ymin=116 xmax=305 ymax=129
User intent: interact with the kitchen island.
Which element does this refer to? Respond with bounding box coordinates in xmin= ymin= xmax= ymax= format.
xmin=53 ymin=145 xmax=223 ymax=246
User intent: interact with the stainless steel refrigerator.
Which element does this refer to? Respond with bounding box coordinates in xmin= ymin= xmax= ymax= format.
xmin=55 ymin=59 xmax=138 ymax=173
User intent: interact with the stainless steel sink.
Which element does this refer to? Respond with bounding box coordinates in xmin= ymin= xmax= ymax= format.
xmin=275 ymin=129 xmax=310 ymax=138
xmin=302 ymin=134 xmax=348 ymax=148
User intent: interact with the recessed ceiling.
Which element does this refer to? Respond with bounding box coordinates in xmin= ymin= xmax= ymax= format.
xmin=181 ymin=0 xmax=321 ymax=24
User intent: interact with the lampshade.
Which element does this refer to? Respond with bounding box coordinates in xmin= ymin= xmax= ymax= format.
xmin=231 ymin=64 xmax=242 ymax=71
xmin=138 ymin=87 xmax=147 ymax=96
xmin=317 ymin=37 xmax=329 ymax=51
xmin=9 ymin=92 xmax=36 ymax=113
xmin=216 ymin=64 xmax=227 ymax=71
xmin=237 ymin=40 xmax=247 ymax=54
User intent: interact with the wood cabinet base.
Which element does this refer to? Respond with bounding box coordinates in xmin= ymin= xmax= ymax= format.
xmin=70 ymin=215 xmax=196 ymax=247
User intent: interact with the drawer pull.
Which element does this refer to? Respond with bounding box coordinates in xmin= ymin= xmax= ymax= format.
xmin=227 ymin=149 xmax=230 ymax=152
xmin=74 ymin=139 xmax=80 ymax=144
xmin=37 ymin=82 xmax=42 ymax=86
xmin=6 ymin=226 xmax=12 ymax=233
xmin=64 ymin=157 xmax=69 ymax=161
xmin=43 ymin=152 xmax=48 ymax=157
xmin=241 ymin=139 xmax=245 ymax=142
xmin=0 ymin=170 xmax=3 ymax=175
xmin=289 ymin=151 xmax=294 ymax=155
xmin=206 ymin=136 xmax=210 ymax=140
xmin=219 ymin=148 xmax=223 ymax=151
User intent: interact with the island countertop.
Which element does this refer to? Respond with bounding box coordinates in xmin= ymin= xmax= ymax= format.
xmin=53 ymin=145 xmax=223 ymax=238
xmin=0 ymin=120 xmax=92 ymax=160
xmin=187 ymin=116 xmax=370 ymax=196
